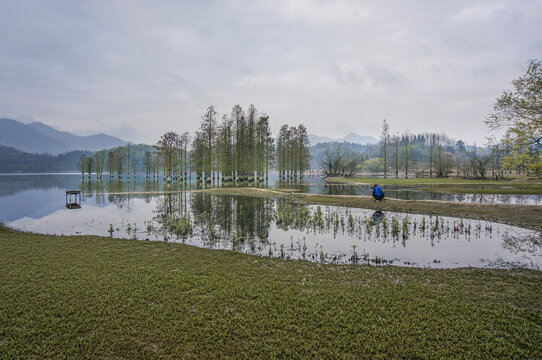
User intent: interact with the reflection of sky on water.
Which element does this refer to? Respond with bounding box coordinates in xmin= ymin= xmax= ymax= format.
xmin=0 ymin=188 xmax=62 ymax=222
xmin=6 ymin=189 xmax=541 ymax=270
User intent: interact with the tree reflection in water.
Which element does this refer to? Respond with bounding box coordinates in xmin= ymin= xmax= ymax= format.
xmin=189 ymin=193 xmax=274 ymax=248
xmin=88 ymin=190 xmax=542 ymax=268
xmin=152 ymin=193 xmax=275 ymax=248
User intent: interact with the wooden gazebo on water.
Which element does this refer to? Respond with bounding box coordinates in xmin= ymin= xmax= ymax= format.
xmin=65 ymin=190 xmax=81 ymax=209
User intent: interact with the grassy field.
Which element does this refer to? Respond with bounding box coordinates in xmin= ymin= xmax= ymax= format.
xmin=1 ymin=225 xmax=541 ymax=359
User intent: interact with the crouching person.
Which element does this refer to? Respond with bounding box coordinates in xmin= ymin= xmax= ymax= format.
xmin=371 ymin=184 xmax=385 ymax=202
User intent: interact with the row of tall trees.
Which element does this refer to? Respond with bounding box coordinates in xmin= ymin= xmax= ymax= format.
xmin=190 ymin=105 xmax=277 ymax=183
xmin=276 ymin=124 xmax=310 ymax=180
xmin=80 ymin=144 xmax=155 ymax=181
xmin=81 ymin=101 xmax=301 ymax=184
xmin=151 ymin=104 xmax=310 ymax=184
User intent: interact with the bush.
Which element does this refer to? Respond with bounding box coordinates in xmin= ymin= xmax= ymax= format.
xmin=362 ymin=157 xmax=384 ymax=172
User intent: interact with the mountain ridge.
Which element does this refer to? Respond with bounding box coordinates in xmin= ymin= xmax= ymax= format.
xmin=308 ymin=132 xmax=378 ymax=145
xmin=0 ymin=118 xmax=127 ymax=154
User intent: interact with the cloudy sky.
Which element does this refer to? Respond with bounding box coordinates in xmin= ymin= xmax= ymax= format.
xmin=1 ymin=0 xmax=540 ymax=144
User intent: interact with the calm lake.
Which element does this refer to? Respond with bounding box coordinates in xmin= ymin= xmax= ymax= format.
xmin=1 ymin=173 xmax=541 ymax=270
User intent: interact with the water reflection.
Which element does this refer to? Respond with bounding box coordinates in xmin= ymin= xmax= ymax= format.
xmin=7 ymin=190 xmax=541 ymax=270
xmin=318 ymin=183 xmax=542 ymax=205
xmin=372 ymin=211 xmax=384 ymax=225
xmin=1 ymin=173 xmax=541 ymax=207
xmin=150 ymin=195 xmax=542 ymax=269
xmin=1 ymin=174 xmax=541 ymax=269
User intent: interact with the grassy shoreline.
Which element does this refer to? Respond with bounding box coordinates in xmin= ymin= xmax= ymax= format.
xmin=410 ymin=187 xmax=542 ymax=195
xmin=324 ymin=176 xmax=542 ymax=195
xmin=199 ymin=188 xmax=542 ymax=231
xmin=1 ymin=226 xmax=541 ymax=359
xmin=324 ymin=176 xmax=542 ymax=186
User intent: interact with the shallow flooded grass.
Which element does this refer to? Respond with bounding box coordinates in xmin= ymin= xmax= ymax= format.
xmin=272 ymin=202 xmax=489 ymax=242
xmin=1 ymin=226 xmax=541 ymax=359
xmin=9 ymin=193 xmax=542 ymax=269
xmin=200 ymin=188 xmax=542 ymax=230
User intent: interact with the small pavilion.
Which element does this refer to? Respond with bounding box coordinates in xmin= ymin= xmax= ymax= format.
xmin=65 ymin=190 xmax=81 ymax=209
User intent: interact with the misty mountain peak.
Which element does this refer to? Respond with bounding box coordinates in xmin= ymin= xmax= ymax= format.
xmin=0 ymin=118 xmax=127 ymax=154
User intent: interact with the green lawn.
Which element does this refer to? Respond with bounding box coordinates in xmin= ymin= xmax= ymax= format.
xmin=1 ymin=226 xmax=541 ymax=359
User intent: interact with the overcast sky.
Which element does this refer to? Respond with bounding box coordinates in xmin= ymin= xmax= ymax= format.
xmin=1 ymin=0 xmax=540 ymax=144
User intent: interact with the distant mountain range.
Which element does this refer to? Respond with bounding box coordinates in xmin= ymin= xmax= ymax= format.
xmin=308 ymin=132 xmax=378 ymax=145
xmin=0 ymin=118 xmax=127 ymax=154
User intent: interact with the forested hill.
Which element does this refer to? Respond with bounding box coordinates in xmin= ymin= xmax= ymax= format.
xmin=0 ymin=146 xmax=89 ymax=172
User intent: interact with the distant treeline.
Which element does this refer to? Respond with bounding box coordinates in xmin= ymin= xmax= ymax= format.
xmin=83 ymin=144 xmax=155 ymax=179
xmin=318 ymin=121 xmax=506 ymax=179
xmin=4 ymin=110 xmax=518 ymax=181
xmin=0 ymin=146 xmax=89 ymax=173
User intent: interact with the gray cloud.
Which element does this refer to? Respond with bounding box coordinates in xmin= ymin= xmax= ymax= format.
xmin=1 ymin=0 xmax=541 ymax=144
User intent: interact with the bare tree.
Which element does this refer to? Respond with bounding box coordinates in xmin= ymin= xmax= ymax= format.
xmin=393 ymin=134 xmax=400 ymax=178
xmin=380 ymin=120 xmax=390 ymax=178
xmin=403 ymin=132 xmax=410 ymax=179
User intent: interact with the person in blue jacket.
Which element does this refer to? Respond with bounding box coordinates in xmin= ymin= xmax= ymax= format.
xmin=371 ymin=184 xmax=385 ymax=202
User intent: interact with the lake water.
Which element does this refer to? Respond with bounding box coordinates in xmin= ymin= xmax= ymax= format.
xmin=2 ymin=173 xmax=541 ymax=205
xmin=1 ymin=174 xmax=540 ymax=270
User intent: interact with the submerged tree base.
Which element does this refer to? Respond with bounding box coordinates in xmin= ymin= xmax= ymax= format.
xmin=1 ymin=226 xmax=541 ymax=359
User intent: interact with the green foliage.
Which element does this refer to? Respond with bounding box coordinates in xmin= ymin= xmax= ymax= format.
xmin=168 ymin=216 xmax=193 ymax=238
xmin=320 ymin=144 xmax=364 ymax=176
xmin=486 ymin=59 xmax=542 ymax=177
xmin=362 ymin=157 xmax=383 ymax=172
xmin=310 ymin=141 xmax=368 ymax=169
xmin=530 ymin=158 xmax=542 ymax=176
